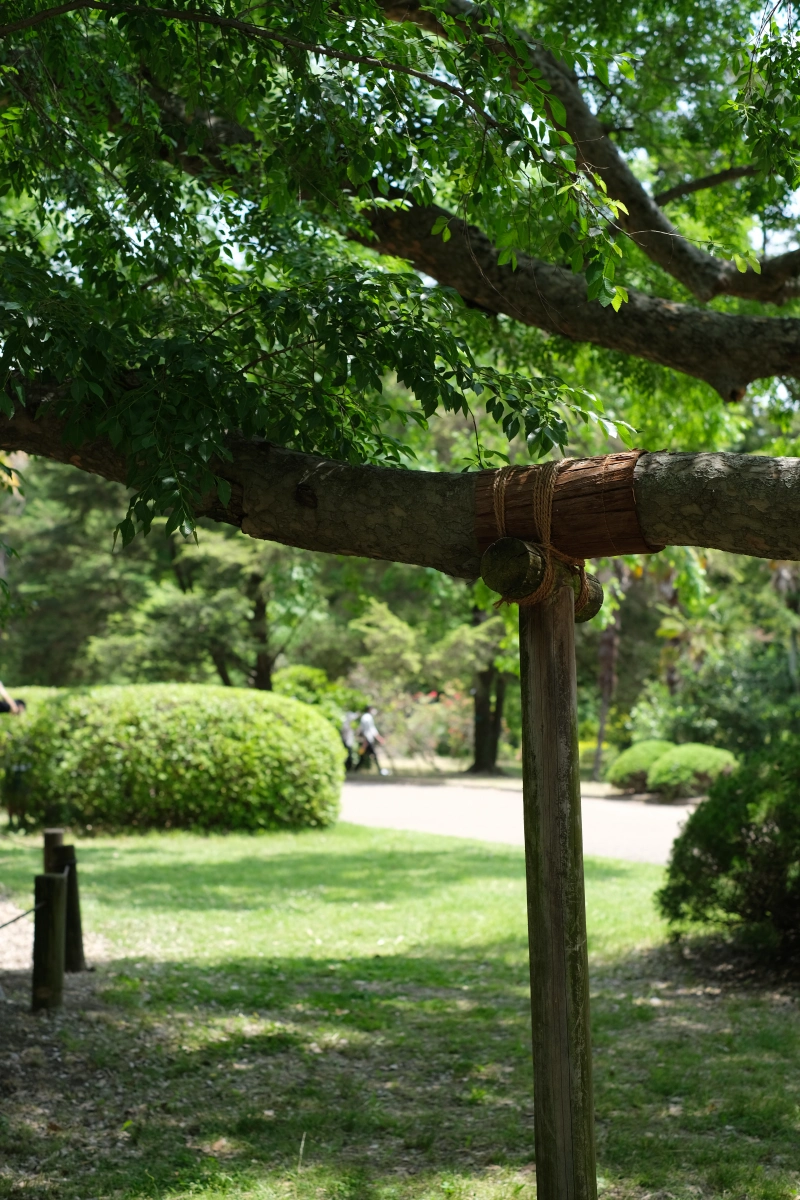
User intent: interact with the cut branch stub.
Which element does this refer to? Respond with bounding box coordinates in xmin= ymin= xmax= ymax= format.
xmin=575 ymin=574 xmax=604 ymax=624
xmin=481 ymin=537 xmax=547 ymax=600
xmin=480 ymin=537 xmax=604 ymax=621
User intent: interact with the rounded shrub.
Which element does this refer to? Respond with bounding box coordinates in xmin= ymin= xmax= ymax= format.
xmin=606 ymin=740 xmax=676 ymax=791
xmin=657 ymin=735 xmax=800 ymax=953
xmin=646 ymin=742 xmax=737 ymax=800
xmin=2 ymin=684 xmax=342 ymax=832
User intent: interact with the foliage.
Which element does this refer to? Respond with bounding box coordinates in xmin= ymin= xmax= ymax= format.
xmin=272 ymin=664 xmax=365 ymax=727
xmin=0 ymin=0 xmax=641 ymax=541
xmin=2 ymin=684 xmax=342 ymax=831
xmin=0 ymin=457 xmax=330 ymax=689
xmin=646 ymin=743 xmax=737 ymax=801
xmin=606 ymin=739 xmax=676 ymax=791
xmin=658 ymin=733 xmax=800 ymax=952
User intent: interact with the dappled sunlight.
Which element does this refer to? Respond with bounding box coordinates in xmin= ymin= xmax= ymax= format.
xmin=1 ymin=827 xmax=797 ymax=1200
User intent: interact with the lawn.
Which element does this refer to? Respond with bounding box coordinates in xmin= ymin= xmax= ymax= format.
xmin=0 ymin=823 xmax=798 ymax=1200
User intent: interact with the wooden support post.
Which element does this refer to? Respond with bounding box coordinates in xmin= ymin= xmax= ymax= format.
xmin=31 ymin=873 xmax=67 ymax=1012
xmin=520 ymin=582 xmax=597 ymax=1200
xmin=52 ymin=844 xmax=86 ymax=972
xmin=43 ymin=828 xmax=64 ymax=874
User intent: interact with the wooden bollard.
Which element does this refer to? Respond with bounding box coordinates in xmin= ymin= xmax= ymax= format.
xmin=43 ymin=828 xmax=64 ymax=874
xmin=52 ymin=845 xmax=86 ymax=972
xmin=482 ymin=538 xmax=600 ymax=1200
xmin=31 ymin=873 xmax=67 ymax=1012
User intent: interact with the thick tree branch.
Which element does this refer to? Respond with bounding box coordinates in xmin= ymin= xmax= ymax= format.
xmin=654 ymin=166 xmax=759 ymax=206
xmin=3 ymin=395 xmax=800 ymax=566
xmin=150 ymin=91 xmax=800 ymax=400
xmin=364 ymin=203 xmax=800 ymax=401
xmin=380 ymin=0 xmax=800 ymax=305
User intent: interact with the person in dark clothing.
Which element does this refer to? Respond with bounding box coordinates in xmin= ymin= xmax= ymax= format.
xmin=341 ymin=711 xmax=359 ymax=771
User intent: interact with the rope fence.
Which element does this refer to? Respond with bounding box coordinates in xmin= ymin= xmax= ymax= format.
xmin=0 ymin=830 xmax=86 ymax=1010
xmin=0 ymin=902 xmax=44 ymax=932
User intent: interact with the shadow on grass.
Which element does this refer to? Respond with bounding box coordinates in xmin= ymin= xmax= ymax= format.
xmin=60 ymin=843 xmax=632 ymax=914
xmin=0 ymin=946 xmax=537 ymax=1200
xmin=2 ymin=939 xmax=800 ymax=1200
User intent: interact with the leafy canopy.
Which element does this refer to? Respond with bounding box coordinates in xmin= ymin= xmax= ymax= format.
xmin=0 ymin=0 xmax=641 ymax=538
xmin=3 ymin=0 xmax=800 ymax=540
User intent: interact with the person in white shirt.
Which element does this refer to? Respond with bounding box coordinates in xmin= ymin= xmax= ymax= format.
xmin=356 ymin=707 xmax=389 ymax=775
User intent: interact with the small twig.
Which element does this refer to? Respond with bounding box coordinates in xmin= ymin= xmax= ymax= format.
xmin=297 ymin=1130 xmax=306 ymax=1172
xmin=0 ymin=2 xmax=509 ymax=136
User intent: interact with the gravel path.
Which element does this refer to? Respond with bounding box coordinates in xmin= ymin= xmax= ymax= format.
xmin=341 ymin=778 xmax=695 ymax=865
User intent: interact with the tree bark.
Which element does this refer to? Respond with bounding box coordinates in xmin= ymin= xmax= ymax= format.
xmin=365 ymin=204 xmax=800 ymax=402
xmin=1 ymin=402 xmax=800 ymax=568
xmin=470 ymin=664 xmax=506 ymax=773
xmin=250 ymin=595 xmax=273 ymax=690
xmin=592 ymin=614 xmax=621 ymax=782
xmin=210 ymin=649 xmax=233 ymax=687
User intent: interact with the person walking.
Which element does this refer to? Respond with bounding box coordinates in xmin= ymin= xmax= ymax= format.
xmin=341 ymin=710 xmax=359 ymax=771
xmin=356 ymin=706 xmax=389 ymax=775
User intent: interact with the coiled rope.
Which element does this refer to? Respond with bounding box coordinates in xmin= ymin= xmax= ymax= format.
xmin=492 ymin=460 xmax=590 ymax=612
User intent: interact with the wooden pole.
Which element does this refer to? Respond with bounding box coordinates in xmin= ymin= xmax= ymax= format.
xmin=52 ymin=844 xmax=86 ymax=972
xmin=31 ymin=873 xmax=67 ymax=1012
xmin=43 ymin=828 xmax=64 ymax=874
xmin=520 ymin=581 xmax=597 ymax=1200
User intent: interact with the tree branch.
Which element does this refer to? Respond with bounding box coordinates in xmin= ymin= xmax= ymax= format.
xmin=0 ymin=1 xmax=505 ymax=134
xmin=364 ymin=202 xmax=800 ymax=401
xmin=379 ymin=0 xmax=800 ymax=305
xmin=2 ymin=392 xmax=800 ymax=565
xmin=654 ymin=165 xmax=759 ymax=206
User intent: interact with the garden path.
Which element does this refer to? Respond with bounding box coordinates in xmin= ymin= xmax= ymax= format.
xmin=340 ymin=777 xmax=696 ymax=865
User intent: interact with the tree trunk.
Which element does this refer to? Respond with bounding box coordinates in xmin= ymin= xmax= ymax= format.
xmin=490 ymin=671 xmax=507 ymax=766
xmin=470 ymin=664 xmax=505 ymax=773
xmin=250 ymin=595 xmax=273 ymax=690
xmin=592 ymin=614 xmax=621 ymax=781
xmin=210 ymin=649 xmax=233 ymax=687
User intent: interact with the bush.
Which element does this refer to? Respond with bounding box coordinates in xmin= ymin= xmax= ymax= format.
xmin=657 ymin=735 xmax=800 ymax=952
xmin=646 ymin=743 xmax=737 ymax=800
xmin=2 ymin=684 xmax=342 ymax=832
xmin=606 ymin=740 xmax=676 ymax=791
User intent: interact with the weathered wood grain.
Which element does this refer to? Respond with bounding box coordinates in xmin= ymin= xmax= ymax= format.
xmin=519 ymin=585 xmax=597 ymax=1200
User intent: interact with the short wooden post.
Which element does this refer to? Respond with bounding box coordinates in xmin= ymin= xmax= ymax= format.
xmin=52 ymin=844 xmax=86 ymax=972
xmin=31 ymin=873 xmax=67 ymax=1012
xmin=520 ymin=583 xmax=597 ymax=1200
xmin=43 ymin=828 xmax=64 ymax=874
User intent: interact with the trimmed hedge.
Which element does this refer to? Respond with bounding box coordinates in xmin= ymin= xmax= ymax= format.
xmin=646 ymin=742 xmax=737 ymax=800
xmin=606 ymin=740 xmax=676 ymax=791
xmin=657 ymin=735 xmax=800 ymax=952
xmin=2 ymin=684 xmax=342 ymax=832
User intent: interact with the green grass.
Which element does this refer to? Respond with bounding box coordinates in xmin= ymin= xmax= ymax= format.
xmin=0 ymin=823 xmax=798 ymax=1200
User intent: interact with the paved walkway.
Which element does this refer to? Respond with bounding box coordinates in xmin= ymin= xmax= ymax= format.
xmin=341 ymin=777 xmax=695 ymax=865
